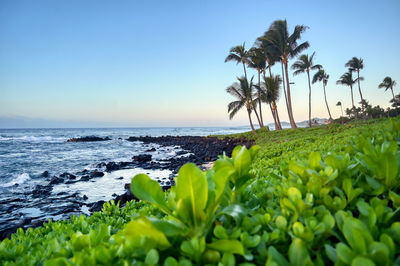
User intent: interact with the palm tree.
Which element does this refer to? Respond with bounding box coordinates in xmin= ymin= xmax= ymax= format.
xmin=345 ymin=57 xmax=365 ymax=107
xmin=260 ymin=75 xmax=282 ymax=130
xmin=292 ymin=52 xmax=322 ymax=126
xmin=227 ymin=76 xmax=257 ymax=134
xmin=225 ymin=43 xmax=249 ymax=79
xmin=379 ymin=76 xmax=397 ymax=101
xmin=336 ymin=71 xmax=356 ymax=109
xmin=248 ymin=47 xmax=266 ymax=128
xmin=336 ymin=101 xmax=343 ymax=117
xmin=261 ymin=20 xmax=310 ymax=129
xmin=254 ymin=37 xmax=282 ymax=129
xmin=312 ymin=68 xmax=332 ymax=121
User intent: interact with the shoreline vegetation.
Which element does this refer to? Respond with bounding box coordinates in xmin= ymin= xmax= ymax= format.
xmin=1 ymin=117 xmax=400 ymax=265
xmin=225 ymin=20 xmax=398 ymax=133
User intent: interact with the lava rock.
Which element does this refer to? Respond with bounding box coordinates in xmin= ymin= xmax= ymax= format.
xmin=49 ymin=176 xmax=64 ymax=185
xmin=89 ymin=200 xmax=106 ymax=212
xmin=132 ymin=154 xmax=152 ymax=162
xmin=90 ymin=170 xmax=104 ymax=178
xmin=80 ymin=175 xmax=90 ymax=181
xmin=41 ymin=171 xmax=49 ymax=177
xmin=67 ymin=136 xmax=111 ymax=142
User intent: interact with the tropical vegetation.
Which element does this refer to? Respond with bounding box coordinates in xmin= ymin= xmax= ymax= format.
xmin=1 ymin=117 xmax=400 ymax=265
xmin=379 ymin=77 xmax=397 ymax=102
xmin=291 ymin=52 xmax=322 ymax=126
xmin=225 ymin=20 xmax=397 ymax=130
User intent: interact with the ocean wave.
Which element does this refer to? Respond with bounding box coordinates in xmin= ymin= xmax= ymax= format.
xmin=0 ymin=136 xmax=68 ymax=142
xmin=0 ymin=173 xmax=30 ymax=188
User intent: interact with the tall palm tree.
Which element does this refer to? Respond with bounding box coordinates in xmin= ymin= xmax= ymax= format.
xmin=378 ymin=76 xmax=397 ymax=101
xmin=254 ymin=37 xmax=282 ymax=129
xmin=292 ymin=52 xmax=322 ymax=127
xmin=312 ymin=68 xmax=332 ymax=121
xmin=226 ymin=76 xmax=257 ymax=134
xmin=261 ymin=20 xmax=310 ymax=129
xmin=248 ymin=47 xmax=266 ymax=128
xmin=345 ymin=57 xmax=365 ymax=107
xmin=336 ymin=101 xmax=343 ymax=117
xmin=225 ymin=43 xmax=249 ymax=79
xmin=336 ymin=71 xmax=356 ymax=109
xmin=260 ymin=75 xmax=282 ymax=130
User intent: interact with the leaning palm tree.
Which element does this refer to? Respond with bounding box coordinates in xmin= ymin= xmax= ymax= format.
xmin=345 ymin=57 xmax=365 ymax=106
xmin=261 ymin=20 xmax=310 ymax=129
xmin=292 ymin=52 xmax=322 ymax=126
xmin=336 ymin=101 xmax=343 ymax=117
xmin=248 ymin=47 xmax=266 ymax=127
xmin=226 ymin=76 xmax=257 ymax=134
xmin=260 ymin=74 xmax=282 ymax=130
xmin=379 ymin=76 xmax=397 ymax=101
xmin=336 ymin=71 xmax=356 ymax=109
xmin=225 ymin=43 xmax=249 ymax=79
xmin=312 ymin=68 xmax=332 ymax=121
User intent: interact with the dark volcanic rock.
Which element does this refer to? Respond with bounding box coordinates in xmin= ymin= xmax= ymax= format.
xmin=90 ymin=170 xmax=104 ymax=178
xmin=31 ymin=185 xmax=52 ymax=198
xmin=50 ymin=176 xmax=64 ymax=185
xmin=41 ymin=171 xmax=49 ymax=177
xmin=60 ymin=172 xmax=76 ymax=180
xmin=133 ymin=154 xmax=152 ymax=162
xmin=67 ymin=136 xmax=111 ymax=142
xmin=0 ymin=218 xmax=32 ymax=240
xmin=88 ymin=200 xmax=106 ymax=212
xmin=126 ymin=136 xmax=255 ymax=168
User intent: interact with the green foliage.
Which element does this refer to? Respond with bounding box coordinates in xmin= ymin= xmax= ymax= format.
xmin=1 ymin=118 xmax=400 ymax=265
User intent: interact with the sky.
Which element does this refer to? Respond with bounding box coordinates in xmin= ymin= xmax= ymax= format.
xmin=0 ymin=0 xmax=399 ymax=128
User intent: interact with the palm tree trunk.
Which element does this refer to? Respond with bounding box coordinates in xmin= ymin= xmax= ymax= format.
xmin=341 ymin=105 xmax=343 ymax=117
xmin=391 ymin=86 xmax=395 ymax=102
xmin=323 ymin=83 xmax=332 ymax=120
xmin=281 ymin=62 xmax=293 ymax=127
xmin=252 ymin=104 xmax=262 ymax=128
xmin=257 ymin=70 xmax=264 ymax=127
xmin=357 ymin=70 xmax=364 ymax=111
xmin=350 ymin=85 xmax=355 ymax=108
xmin=307 ymin=70 xmax=312 ymax=127
xmin=273 ymin=101 xmax=282 ymax=130
xmin=247 ymin=109 xmax=256 ymax=134
xmin=284 ymin=61 xmax=297 ymax=129
xmin=242 ymin=62 xmax=247 ymax=80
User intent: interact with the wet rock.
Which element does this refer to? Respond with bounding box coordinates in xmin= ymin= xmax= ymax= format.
xmin=80 ymin=175 xmax=90 ymax=181
xmin=88 ymin=200 xmax=106 ymax=212
xmin=83 ymin=195 xmax=88 ymax=200
xmin=60 ymin=172 xmax=76 ymax=180
xmin=67 ymin=136 xmax=111 ymax=142
xmin=132 ymin=154 xmax=152 ymax=162
xmin=41 ymin=171 xmax=49 ymax=177
xmin=0 ymin=218 xmax=32 ymax=240
xmin=145 ymin=147 xmax=156 ymax=152
xmin=32 ymin=185 xmax=52 ymax=198
xmin=50 ymin=176 xmax=64 ymax=185
xmin=113 ymin=192 xmax=138 ymax=207
xmin=105 ymin=162 xmax=120 ymax=172
xmin=116 ymin=176 xmax=124 ymax=180
xmin=90 ymin=170 xmax=104 ymax=178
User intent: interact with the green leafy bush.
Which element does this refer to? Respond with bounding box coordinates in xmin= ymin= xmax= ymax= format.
xmin=1 ymin=118 xmax=400 ymax=265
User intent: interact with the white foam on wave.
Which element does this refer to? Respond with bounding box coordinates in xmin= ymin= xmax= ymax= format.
xmin=0 ymin=136 xmax=68 ymax=142
xmin=0 ymin=173 xmax=30 ymax=188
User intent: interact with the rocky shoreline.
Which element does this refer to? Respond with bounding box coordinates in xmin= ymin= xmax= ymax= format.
xmin=0 ymin=135 xmax=254 ymax=240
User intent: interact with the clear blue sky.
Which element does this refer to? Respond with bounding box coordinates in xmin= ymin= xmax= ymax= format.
xmin=1 ymin=0 xmax=399 ymax=127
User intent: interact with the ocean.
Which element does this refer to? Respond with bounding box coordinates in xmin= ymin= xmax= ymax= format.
xmin=0 ymin=126 xmax=252 ymax=232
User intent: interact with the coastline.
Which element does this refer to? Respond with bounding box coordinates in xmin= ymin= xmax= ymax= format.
xmin=0 ymin=135 xmax=254 ymax=240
